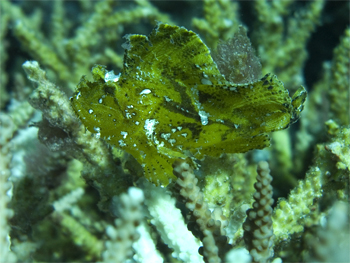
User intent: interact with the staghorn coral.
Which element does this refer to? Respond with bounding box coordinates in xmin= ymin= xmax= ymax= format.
xmin=173 ymin=159 xmax=231 ymax=263
xmin=102 ymin=187 xmax=144 ymax=263
xmin=251 ymin=0 xmax=325 ymax=88
xmin=22 ymin=61 xmax=133 ymax=211
xmin=142 ymin=179 xmax=203 ymax=263
xmin=302 ymin=201 xmax=349 ymax=262
xmin=192 ymin=0 xmax=239 ymax=49
xmin=0 ymin=114 xmax=17 ymax=263
xmin=327 ymin=28 xmax=350 ymax=126
xmin=1 ymin=1 xmax=349 ymax=262
xmin=1 ymin=0 xmax=172 ymax=93
xmin=243 ymin=161 xmax=274 ymax=263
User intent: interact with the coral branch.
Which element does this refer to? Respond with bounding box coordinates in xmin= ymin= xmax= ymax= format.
xmin=0 ymin=114 xmax=17 ymax=263
xmin=142 ymin=179 xmax=203 ymax=263
xmin=243 ymin=161 xmax=274 ymax=263
xmin=102 ymin=187 xmax=144 ymax=263
xmin=172 ymin=159 xmax=232 ymax=263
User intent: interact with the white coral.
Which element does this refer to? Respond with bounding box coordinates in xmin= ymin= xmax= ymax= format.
xmin=143 ymin=181 xmax=204 ymax=263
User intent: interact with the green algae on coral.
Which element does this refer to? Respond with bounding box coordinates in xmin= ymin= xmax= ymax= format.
xmin=71 ymin=23 xmax=307 ymax=186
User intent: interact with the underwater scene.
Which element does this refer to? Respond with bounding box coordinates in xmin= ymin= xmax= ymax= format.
xmin=0 ymin=1 xmax=349 ymax=262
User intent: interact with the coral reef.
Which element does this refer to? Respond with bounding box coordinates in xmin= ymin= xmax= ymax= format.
xmin=1 ymin=0 xmax=349 ymax=262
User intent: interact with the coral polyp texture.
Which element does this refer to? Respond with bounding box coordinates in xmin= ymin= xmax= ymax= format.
xmin=1 ymin=1 xmax=349 ymax=263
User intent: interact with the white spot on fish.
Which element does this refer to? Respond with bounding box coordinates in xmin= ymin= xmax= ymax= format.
xmin=140 ymin=89 xmax=151 ymax=95
xmin=104 ymin=70 xmax=120 ymax=82
xmin=121 ymin=131 xmax=128 ymax=139
xmin=199 ymin=110 xmax=209 ymax=125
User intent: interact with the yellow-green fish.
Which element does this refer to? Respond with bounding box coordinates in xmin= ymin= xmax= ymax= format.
xmin=71 ymin=23 xmax=306 ymax=186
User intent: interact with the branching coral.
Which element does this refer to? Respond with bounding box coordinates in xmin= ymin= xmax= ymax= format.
xmin=173 ymin=159 xmax=231 ymax=263
xmin=22 ymin=61 xmax=133 ymax=211
xmin=1 ymin=1 xmax=349 ymax=262
xmin=252 ymin=0 xmax=325 ymax=88
xmin=192 ymin=0 xmax=239 ymax=49
xmin=102 ymin=187 xmax=144 ymax=263
xmin=303 ymin=201 xmax=349 ymax=262
xmin=0 ymin=115 xmax=17 ymax=263
xmin=243 ymin=161 xmax=274 ymax=263
xmin=1 ymin=0 xmax=173 ymax=93
xmin=142 ymin=179 xmax=203 ymax=263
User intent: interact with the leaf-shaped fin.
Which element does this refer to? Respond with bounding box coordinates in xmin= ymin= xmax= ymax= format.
xmin=120 ymin=23 xmax=225 ymax=92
